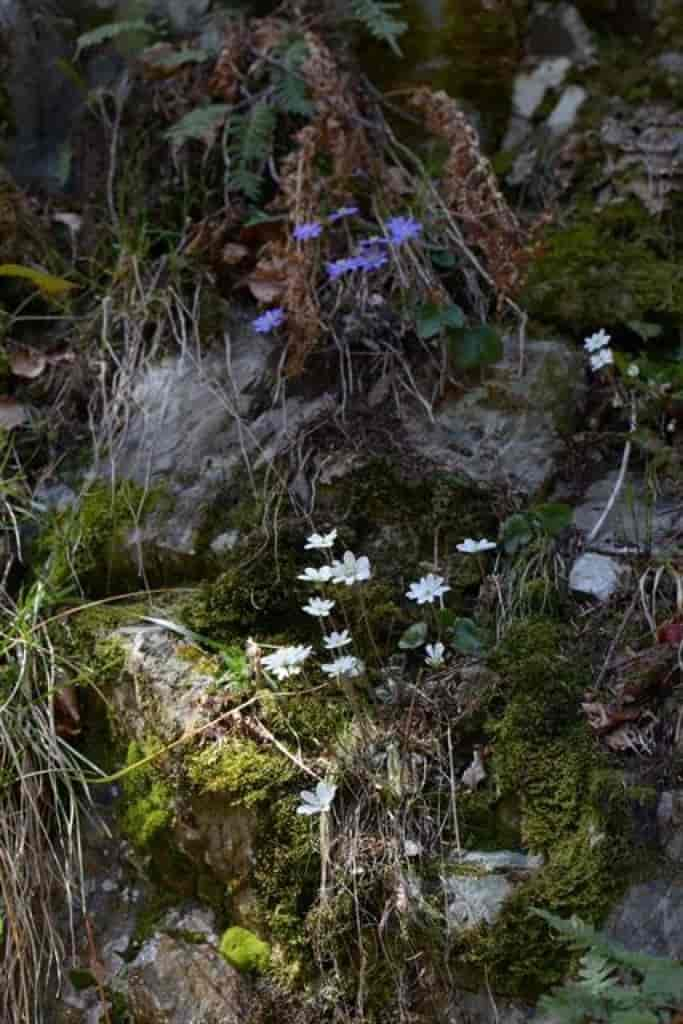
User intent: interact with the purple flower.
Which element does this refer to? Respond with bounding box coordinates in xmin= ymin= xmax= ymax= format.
xmin=356 ymin=251 xmax=388 ymax=272
xmin=326 ymin=256 xmax=365 ymax=280
xmin=252 ymin=307 xmax=285 ymax=333
xmin=293 ymin=221 xmax=323 ymax=241
xmin=386 ymin=215 xmax=423 ymax=245
xmin=328 ymin=206 xmax=359 ymax=222
xmin=358 ymin=236 xmax=388 ymax=250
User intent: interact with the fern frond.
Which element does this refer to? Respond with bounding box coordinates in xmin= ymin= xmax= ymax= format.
xmin=273 ymin=39 xmax=312 ymax=116
xmin=227 ymin=103 xmax=276 ymax=201
xmin=348 ymin=0 xmax=407 ymax=55
xmin=577 ymin=950 xmax=617 ymax=996
xmin=165 ymin=104 xmax=231 ymax=148
xmin=75 ymin=20 xmax=152 ymax=59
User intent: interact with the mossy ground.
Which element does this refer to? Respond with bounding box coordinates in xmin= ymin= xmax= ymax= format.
xmin=454 ymin=618 xmax=658 ymax=999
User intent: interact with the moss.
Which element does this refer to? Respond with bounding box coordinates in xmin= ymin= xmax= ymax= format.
xmin=34 ymin=481 xmax=158 ymax=598
xmin=456 ymin=617 xmax=658 ymax=999
xmin=120 ymin=740 xmax=174 ymax=848
xmin=184 ymin=535 xmax=302 ymax=643
xmin=523 ymin=199 xmax=683 ymax=333
xmin=69 ymin=968 xmax=97 ymax=991
xmin=187 ymin=737 xmax=297 ymax=805
xmin=258 ymin=688 xmax=349 ymax=756
xmin=219 ymin=926 xmax=271 ymax=973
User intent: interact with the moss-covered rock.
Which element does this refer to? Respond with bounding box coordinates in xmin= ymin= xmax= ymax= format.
xmin=219 ymin=926 xmax=271 ymax=973
xmin=523 ymin=198 xmax=683 ymax=332
xmin=454 ymin=617 xmax=658 ymax=998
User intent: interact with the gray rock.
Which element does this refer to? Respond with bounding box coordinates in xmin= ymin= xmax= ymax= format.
xmin=657 ymin=789 xmax=683 ymax=862
xmin=403 ymin=336 xmax=585 ymax=497
xmin=607 ymin=878 xmax=683 ymax=958
xmin=444 ymin=874 xmax=514 ymax=931
xmin=600 ymin=102 xmax=683 ymax=214
xmin=657 ymin=51 xmax=683 ymax=76
xmin=569 ymin=552 xmax=630 ymax=602
xmin=573 ymin=471 xmax=682 ymax=554
xmin=111 ymin=625 xmax=223 ymax=741
xmin=457 ymin=850 xmax=545 ymax=874
xmin=546 ymin=85 xmax=587 ymax=134
xmin=101 ymin=321 xmax=334 ymax=561
xmin=447 ymin=989 xmax=534 ymax=1023
xmin=127 ymin=930 xmax=249 ymax=1024
xmin=512 ymin=57 xmax=571 ymax=119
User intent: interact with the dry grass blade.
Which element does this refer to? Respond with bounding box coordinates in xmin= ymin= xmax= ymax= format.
xmin=0 ymin=584 xmax=104 ymax=1024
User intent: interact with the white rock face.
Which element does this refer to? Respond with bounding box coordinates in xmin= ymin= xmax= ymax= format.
xmin=569 ymin=552 xmax=629 ymax=602
xmin=512 ymin=57 xmax=571 ymax=119
xmin=547 ymin=84 xmax=587 ymax=133
xmin=444 ymin=874 xmax=514 ymax=930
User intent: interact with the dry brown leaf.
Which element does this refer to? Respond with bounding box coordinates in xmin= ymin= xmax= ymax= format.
xmin=9 ymin=348 xmax=47 ymax=379
xmin=243 ymin=253 xmax=288 ymax=302
xmin=0 ymin=396 xmax=28 ymax=429
xmin=221 ymin=243 xmax=249 ymax=266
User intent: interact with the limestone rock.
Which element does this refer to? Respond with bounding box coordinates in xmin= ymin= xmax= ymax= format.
xmin=127 ymin=928 xmax=249 ymax=1024
xmin=569 ymin=552 xmax=630 ymax=602
xmin=402 ymin=336 xmax=585 ymax=497
xmin=607 ymin=878 xmax=683 ymax=958
xmin=444 ymin=874 xmax=514 ymax=930
xmin=573 ymin=471 xmax=682 ymax=554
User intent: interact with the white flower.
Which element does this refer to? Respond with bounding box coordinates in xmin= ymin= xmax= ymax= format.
xmin=667 ymin=418 xmax=677 ymax=433
xmin=406 ymin=573 xmax=451 ymax=604
xmin=584 ymin=329 xmax=611 ymax=353
xmin=330 ymin=551 xmax=372 ymax=586
xmin=261 ymin=644 xmax=312 ymax=681
xmin=305 ymin=529 xmax=337 ymax=550
xmin=627 ymin=363 xmax=640 ymax=378
xmin=323 ymin=629 xmax=352 ymax=649
xmin=425 ymin=641 xmax=446 ymax=667
xmin=297 ymin=780 xmax=337 ymax=816
xmin=302 ymin=596 xmax=335 ymax=617
xmin=321 ymin=655 xmax=365 ymax=678
xmin=590 ymin=347 xmax=614 ymax=372
xmin=456 ymin=538 xmax=497 ymax=554
xmin=298 ymin=565 xmax=333 ymax=583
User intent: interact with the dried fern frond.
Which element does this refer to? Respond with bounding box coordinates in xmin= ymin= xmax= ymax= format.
xmin=411 ymin=87 xmax=531 ymax=304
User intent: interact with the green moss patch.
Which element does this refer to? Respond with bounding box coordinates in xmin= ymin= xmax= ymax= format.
xmin=523 ymin=199 xmax=683 ymax=332
xmin=219 ymin=926 xmax=271 ymax=973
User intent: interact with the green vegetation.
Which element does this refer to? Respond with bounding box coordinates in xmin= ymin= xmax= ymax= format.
xmin=219 ymin=926 xmax=271 ymax=973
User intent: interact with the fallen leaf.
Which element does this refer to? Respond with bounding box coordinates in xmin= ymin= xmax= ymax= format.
xmin=0 ymin=396 xmax=28 ymax=429
xmin=658 ymin=620 xmax=683 ymax=646
xmin=9 ymin=348 xmax=47 ymax=379
xmin=221 ymin=242 xmax=249 ymax=266
xmin=242 ymin=254 xmax=288 ymax=302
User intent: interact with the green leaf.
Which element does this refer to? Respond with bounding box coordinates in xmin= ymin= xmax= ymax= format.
xmin=165 ymin=104 xmax=231 ymax=147
xmin=609 ymin=1012 xmax=659 ymax=1024
xmin=149 ymin=47 xmax=209 ymax=69
xmin=450 ymin=324 xmax=503 ymax=369
xmin=0 ymin=264 xmax=77 ymax=298
xmin=626 ymin=320 xmax=662 ymax=342
xmin=450 ymin=618 xmax=489 ymax=655
xmin=75 ymin=20 xmax=152 ymax=59
xmin=398 ymin=622 xmax=428 ymax=650
xmin=501 ymin=513 xmax=534 ymax=555
xmin=430 ymin=249 xmax=457 ymax=269
xmin=415 ymin=302 xmax=464 ymax=340
xmin=532 ymin=502 xmax=573 ymax=536
xmin=348 ymin=0 xmax=408 ymax=55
